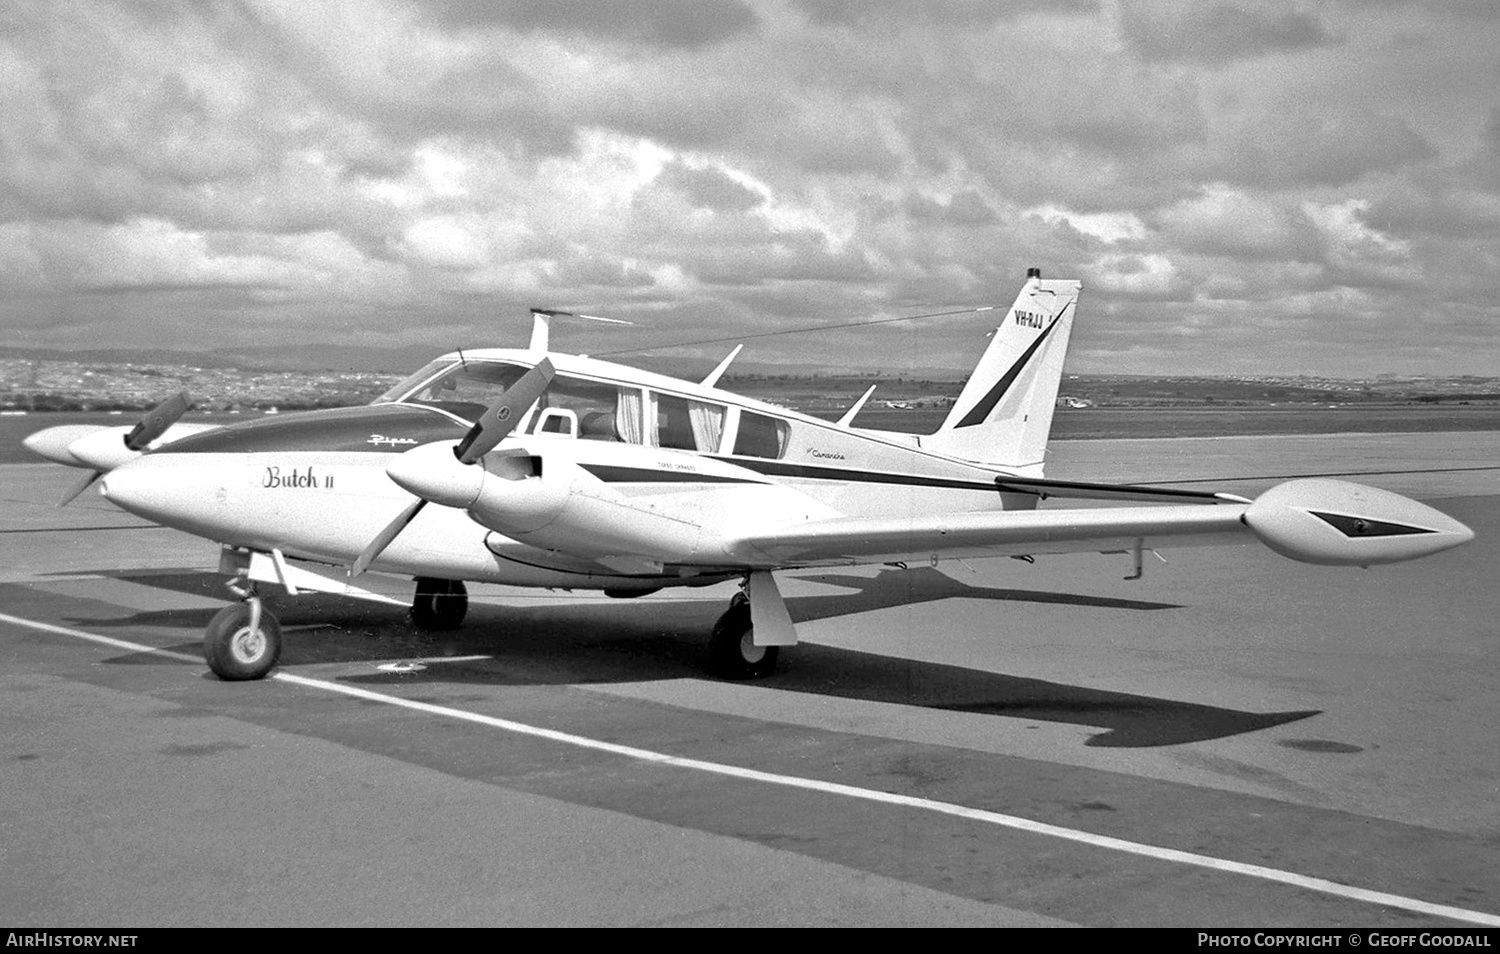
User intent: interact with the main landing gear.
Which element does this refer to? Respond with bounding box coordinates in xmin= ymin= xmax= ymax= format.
xmin=708 ymin=591 xmax=780 ymax=680
xmin=411 ymin=577 xmax=468 ymax=631
xmin=204 ymin=580 xmax=282 ymax=681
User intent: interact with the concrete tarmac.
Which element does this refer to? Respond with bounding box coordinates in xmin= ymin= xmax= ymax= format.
xmin=0 ymin=431 xmax=1496 ymax=927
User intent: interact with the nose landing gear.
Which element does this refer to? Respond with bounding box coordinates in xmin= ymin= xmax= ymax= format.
xmin=204 ymin=580 xmax=282 ymax=681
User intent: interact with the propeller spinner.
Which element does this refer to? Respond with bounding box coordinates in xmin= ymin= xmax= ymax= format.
xmin=58 ymin=391 xmax=193 ymax=506
xmin=350 ymin=358 xmax=555 ymax=576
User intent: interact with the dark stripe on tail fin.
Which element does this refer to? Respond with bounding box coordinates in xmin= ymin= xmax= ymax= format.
xmin=922 ymin=274 xmax=1082 ymax=472
xmin=952 ymin=301 xmax=1071 ymax=428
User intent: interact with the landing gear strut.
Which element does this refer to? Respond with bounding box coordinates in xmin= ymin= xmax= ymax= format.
xmin=411 ymin=577 xmax=468 ymax=631
xmin=204 ymin=580 xmax=282 ymax=681
xmin=708 ymin=591 xmax=779 ymax=680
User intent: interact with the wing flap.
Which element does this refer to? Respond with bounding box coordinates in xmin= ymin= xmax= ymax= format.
xmin=726 ymin=504 xmax=1252 ymax=568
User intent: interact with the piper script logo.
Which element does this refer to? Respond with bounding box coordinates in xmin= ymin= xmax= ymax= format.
xmin=367 ymin=434 xmax=418 ymax=447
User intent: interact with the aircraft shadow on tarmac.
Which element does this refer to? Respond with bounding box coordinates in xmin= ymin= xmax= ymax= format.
xmin=70 ymin=566 xmax=1317 ymax=748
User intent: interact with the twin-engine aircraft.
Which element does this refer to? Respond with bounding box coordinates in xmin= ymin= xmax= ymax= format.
xmin=22 ymin=270 xmax=1474 ymax=681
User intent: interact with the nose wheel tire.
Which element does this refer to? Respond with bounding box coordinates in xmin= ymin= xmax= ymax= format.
xmin=204 ymin=602 xmax=282 ymax=681
xmin=411 ymin=577 xmax=468 ymax=631
xmin=708 ymin=599 xmax=779 ymax=680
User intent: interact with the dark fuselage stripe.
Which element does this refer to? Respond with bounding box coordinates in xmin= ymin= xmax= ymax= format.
xmin=580 ymin=464 xmax=765 ymax=484
xmin=995 ymin=476 xmax=1226 ymax=501
xmin=706 ymin=456 xmax=1000 ymax=492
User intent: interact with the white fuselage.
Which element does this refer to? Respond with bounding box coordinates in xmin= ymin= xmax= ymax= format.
xmin=98 ymin=349 xmax=1035 ymax=591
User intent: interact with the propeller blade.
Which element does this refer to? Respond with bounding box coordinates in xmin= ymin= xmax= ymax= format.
xmin=57 ymin=469 xmax=104 ymax=508
xmin=351 ymin=498 xmax=426 ymax=577
xmin=453 ymin=358 xmax=555 ymax=464
xmin=354 ymin=361 xmax=554 ymax=574
xmin=124 ymin=391 xmax=193 ymax=451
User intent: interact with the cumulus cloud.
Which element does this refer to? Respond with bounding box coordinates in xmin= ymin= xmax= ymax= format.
xmin=1154 ymin=186 xmax=1309 ymax=259
xmin=655 ymin=160 xmax=765 ymax=213
xmin=793 ymin=0 xmax=1094 ymax=29
xmin=0 ymin=0 xmax=1497 ymax=375
xmin=1087 ymin=252 xmax=1186 ymax=299
xmin=420 ymin=0 xmax=762 ymax=49
xmin=1119 ymin=1 xmax=1336 ymax=64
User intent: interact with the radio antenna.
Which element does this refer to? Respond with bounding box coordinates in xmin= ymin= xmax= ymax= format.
xmin=592 ymin=304 xmax=997 ymax=358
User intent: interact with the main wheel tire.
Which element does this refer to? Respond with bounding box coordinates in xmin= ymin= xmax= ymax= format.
xmin=411 ymin=577 xmax=468 ymax=631
xmin=204 ymin=603 xmax=282 ymax=681
xmin=708 ymin=600 xmax=779 ymax=679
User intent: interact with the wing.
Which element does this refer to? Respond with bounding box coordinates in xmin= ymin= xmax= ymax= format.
xmin=724 ymin=503 xmax=1250 ymax=567
xmin=723 ymin=477 xmax=1473 ymax=570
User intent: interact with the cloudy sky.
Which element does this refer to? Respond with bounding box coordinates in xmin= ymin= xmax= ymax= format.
xmin=2 ymin=0 xmax=1497 ymax=376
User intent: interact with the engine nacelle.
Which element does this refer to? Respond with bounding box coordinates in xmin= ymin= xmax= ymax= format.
xmin=462 ymin=445 xmax=837 ymax=566
xmin=469 ymin=457 xmax=583 ymax=538
xmin=22 ymin=424 xmax=112 ymax=467
xmin=36 ymin=421 xmax=215 ymax=472
xmin=58 ymin=426 xmax=145 ymax=472
xmin=1244 ymin=478 xmax=1473 ymax=566
xmin=471 ymin=463 xmax=706 ymax=563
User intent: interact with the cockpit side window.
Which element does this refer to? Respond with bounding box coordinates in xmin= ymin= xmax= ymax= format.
xmin=531 ymin=376 xmax=645 ymax=443
xmin=733 ymin=410 xmax=789 ymax=459
xmin=380 ymin=360 xmax=531 ymax=423
xmin=373 ymin=359 xmax=455 ymax=405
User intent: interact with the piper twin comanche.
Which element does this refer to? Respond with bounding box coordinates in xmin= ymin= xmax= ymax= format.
xmin=22 ymin=270 xmax=1474 ymax=682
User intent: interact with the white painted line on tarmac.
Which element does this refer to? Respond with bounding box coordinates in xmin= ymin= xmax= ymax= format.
xmin=5 ymin=608 xmax=1499 ymax=928
xmin=0 ymin=611 xmax=202 ymax=664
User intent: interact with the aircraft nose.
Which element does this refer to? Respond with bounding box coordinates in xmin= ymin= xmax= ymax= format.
xmin=386 ymin=441 xmax=485 ymax=509
xmin=98 ymin=455 xmax=191 ymax=525
xmin=22 ymin=425 xmax=109 ymax=467
xmin=99 ymin=458 xmax=153 ymax=513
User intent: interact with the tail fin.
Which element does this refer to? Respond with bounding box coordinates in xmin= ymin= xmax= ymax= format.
xmin=923 ymin=270 xmax=1082 ymax=474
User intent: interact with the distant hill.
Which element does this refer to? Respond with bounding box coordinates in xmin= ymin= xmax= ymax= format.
xmin=0 ymin=343 xmax=967 ymax=380
xmin=5 ymin=345 xmax=1497 ymax=411
xmin=0 ymin=343 xmax=435 ymax=374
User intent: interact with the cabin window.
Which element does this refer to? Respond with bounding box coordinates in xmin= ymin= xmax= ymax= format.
xmin=531 ymin=376 xmax=645 ymax=443
xmin=651 ymin=393 xmax=727 ymax=452
xmin=733 ymin=411 xmax=789 ymax=459
xmin=379 ymin=360 xmax=531 ymax=423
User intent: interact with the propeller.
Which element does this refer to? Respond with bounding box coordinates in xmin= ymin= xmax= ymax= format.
xmin=59 ymin=391 xmax=193 ymax=506
xmin=351 ymin=358 xmax=555 ymax=576
xmin=125 ymin=391 xmax=193 ymax=450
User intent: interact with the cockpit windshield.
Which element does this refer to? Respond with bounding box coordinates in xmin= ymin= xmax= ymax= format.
xmin=374 ymin=359 xmax=532 ymax=423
